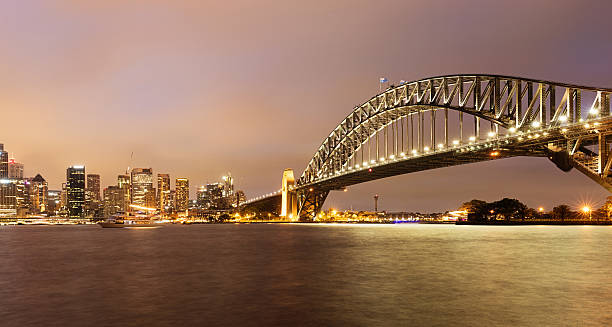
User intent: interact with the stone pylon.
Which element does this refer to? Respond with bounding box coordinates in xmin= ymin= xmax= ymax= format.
xmin=280 ymin=169 xmax=297 ymax=220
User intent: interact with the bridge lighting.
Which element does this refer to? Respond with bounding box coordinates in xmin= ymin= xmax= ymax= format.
xmin=509 ymin=127 xmax=517 ymax=133
xmin=424 ymin=146 xmax=430 ymax=152
xmin=543 ymin=132 xmax=548 ymax=136
xmin=579 ymin=118 xmax=584 ymax=122
xmin=437 ymin=143 xmax=444 ymax=149
xmin=531 ymin=121 xmax=541 ymax=128
xmin=379 ymin=157 xmax=385 ymax=161
xmin=561 ymin=128 xmax=568 ymax=132
xmin=527 ymin=135 xmax=532 ymax=139
xmin=469 ymin=136 xmax=476 ymax=142
xmin=487 ymin=132 xmax=495 ymax=138
xmin=538 ymin=207 xmax=544 ymax=212
xmin=590 ymin=108 xmax=599 ymax=115
xmin=558 ymin=115 xmax=568 ymax=122
xmin=355 ymin=164 xmax=360 ymax=168
xmin=400 ymin=152 xmax=406 ymax=157
xmin=309 ymin=188 xmax=313 ymax=192
xmin=534 ymin=133 xmax=540 ymax=138
xmin=452 ymin=140 xmax=460 ymax=145
xmin=594 ymin=122 xmax=601 ymax=126
xmin=518 ymin=137 xmax=524 ymax=141
xmin=363 ymin=162 xmax=368 ymax=167
xmin=411 ymin=149 xmax=418 ymax=155
xmin=584 ymin=123 xmax=590 ymax=128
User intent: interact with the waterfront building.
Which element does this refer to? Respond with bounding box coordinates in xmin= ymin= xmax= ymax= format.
xmin=66 ymin=166 xmax=85 ymax=218
xmin=131 ymin=168 xmax=153 ymax=208
xmin=196 ymin=185 xmax=208 ymax=208
xmin=175 ymin=178 xmax=189 ymax=213
xmin=8 ymin=158 xmax=24 ymax=179
xmin=157 ymin=173 xmax=171 ymax=213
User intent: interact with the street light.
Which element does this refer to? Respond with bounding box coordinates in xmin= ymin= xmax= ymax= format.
xmin=582 ymin=206 xmax=591 ymax=221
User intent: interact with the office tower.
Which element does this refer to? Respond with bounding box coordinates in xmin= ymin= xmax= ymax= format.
xmin=85 ymin=174 xmax=101 ymax=217
xmin=196 ymin=185 xmax=207 ymax=208
xmin=66 ymin=166 xmax=85 ymax=218
xmin=47 ymin=190 xmax=61 ymax=216
xmin=103 ymin=186 xmax=125 ymax=217
xmin=131 ymin=168 xmax=153 ymax=207
xmin=86 ymin=174 xmax=101 ymax=202
xmin=222 ymin=174 xmax=234 ymax=197
xmin=175 ymin=178 xmax=189 ymax=212
xmin=118 ymin=174 xmax=130 ymax=210
xmin=8 ymin=158 xmax=24 ymax=179
xmin=157 ymin=173 xmax=171 ymax=212
xmin=0 ymin=144 xmax=7 ymax=179
xmin=30 ymin=174 xmax=48 ymax=213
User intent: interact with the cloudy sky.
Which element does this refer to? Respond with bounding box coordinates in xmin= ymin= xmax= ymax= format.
xmin=2 ymin=0 xmax=612 ymax=212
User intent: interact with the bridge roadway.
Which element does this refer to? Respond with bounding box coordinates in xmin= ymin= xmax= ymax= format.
xmin=241 ymin=74 xmax=612 ymax=220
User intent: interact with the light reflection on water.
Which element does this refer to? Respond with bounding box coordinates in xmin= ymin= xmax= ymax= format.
xmin=0 ymin=224 xmax=611 ymax=326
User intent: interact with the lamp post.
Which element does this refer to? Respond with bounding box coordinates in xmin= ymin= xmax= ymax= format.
xmin=582 ymin=206 xmax=591 ymax=221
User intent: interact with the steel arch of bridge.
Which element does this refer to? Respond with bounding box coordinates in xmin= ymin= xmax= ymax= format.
xmin=299 ymin=74 xmax=611 ymax=187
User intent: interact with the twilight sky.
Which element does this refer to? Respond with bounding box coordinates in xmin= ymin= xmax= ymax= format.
xmin=2 ymin=0 xmax=612 ymax=212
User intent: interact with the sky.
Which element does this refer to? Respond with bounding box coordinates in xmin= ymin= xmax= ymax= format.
xmin=2 ymin=0 xmax=612 ymax=212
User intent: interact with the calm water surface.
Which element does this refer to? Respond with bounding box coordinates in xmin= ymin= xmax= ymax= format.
xmin=1 ymin=224 xmax=611 ymax=326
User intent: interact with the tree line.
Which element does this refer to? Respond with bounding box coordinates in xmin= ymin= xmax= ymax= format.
xmin=460 ymin=197 xmax=612 ymax=222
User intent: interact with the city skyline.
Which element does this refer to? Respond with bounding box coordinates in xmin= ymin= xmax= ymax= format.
xmin=2 ymin=1 xmax=612 ymax=212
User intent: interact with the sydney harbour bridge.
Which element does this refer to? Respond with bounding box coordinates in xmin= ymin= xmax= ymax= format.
xmin=241 ymin=74 xmax=612 ymax=220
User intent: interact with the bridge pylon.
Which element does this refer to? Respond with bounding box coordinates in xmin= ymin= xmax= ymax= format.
xmin=280 ymin=169 xmax=297 ymax=220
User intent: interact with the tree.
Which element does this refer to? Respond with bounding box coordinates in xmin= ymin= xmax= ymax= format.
xmin=490 ymin=198 xmax=527 ymax=221
xmin=552 ymin=205 xmax=572 ymax=221
xmin=460 ymin=199 xmax=489 ymax=222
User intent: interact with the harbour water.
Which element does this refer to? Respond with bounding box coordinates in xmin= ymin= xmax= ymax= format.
xmin=1 ymin=224 xmax=611 ymax=326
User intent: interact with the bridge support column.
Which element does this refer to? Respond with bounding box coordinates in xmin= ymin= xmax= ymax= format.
xmin=297 ymin=188 xmax=329 ymax=221
xmin=280 ymin=169 xmax=297 ymax=220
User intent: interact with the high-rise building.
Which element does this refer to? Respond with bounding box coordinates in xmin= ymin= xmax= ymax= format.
xmin=103 ymin=186 xmax=125 ymax=217
xmin=47 ymin=190 xmax=61 ymax=216
xmin=8 ymin=159 xmax=23 ymax=179
xmin=118 ymin=174 xmax=131 ymax=210
xmin=86 ymin=174 xmax=101 ymax=202
xmin=85 ymin=174 xmax=101 ymax=217
xmin=175 ymin=178 xmax=189 ymax=213
xmin=131 ymin=168 xmax=153 ymax=208
xmin=0 ymin=144 xmax=8 ymax=179
xmin=66 ymin=166 xmax=85 ymax=218
xmin=30 ymin=174 xmax=48 ymax=214
xmin=157 ymin=173 xmax=171 ymax=213
xmin=222 ymin=173 xmax=234 ymax=197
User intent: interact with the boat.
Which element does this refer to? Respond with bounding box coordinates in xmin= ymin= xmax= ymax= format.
xmin=99 ymin=209 xmax=164 ymax=228
xmin=99 ymin=220 xmax=161 ymax=228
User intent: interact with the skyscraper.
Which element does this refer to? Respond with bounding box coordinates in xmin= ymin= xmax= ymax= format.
xmin=66 ymin=166 xmax=85 ymax=218
xmin=118 ymin=174 xmax=131 ymax=210
xmin=30 ymin=174 xmax=48 ymax=214
xmin=175 ymin=178 xmax=189 ymax=213
xmin=0 ymin=144 xmax=8 ymax=179
xmin=85 ymin=174 xmax=101 ymax=217
xmin=157 ymin=173 xmax=171 ymax=213
xmin=86 ymin=174 xmax=101 ymax=202
xmin=131 ymin=168 xmax=153 ymax=207
xmin=103 ymin=186 xmax=124 ymax=217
